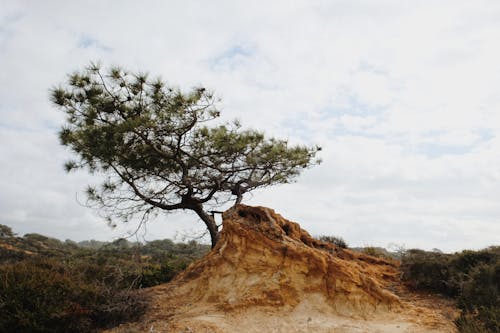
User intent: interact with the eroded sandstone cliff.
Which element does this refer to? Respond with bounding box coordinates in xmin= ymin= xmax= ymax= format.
xmin=173 ymin=205 xmax=400 ymax=314
xmin=107 ymin=205 xmax=457 ymax=333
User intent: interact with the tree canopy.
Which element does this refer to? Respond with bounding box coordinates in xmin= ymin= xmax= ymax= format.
xmin=52 ymin=63 xmax=320 ymax=247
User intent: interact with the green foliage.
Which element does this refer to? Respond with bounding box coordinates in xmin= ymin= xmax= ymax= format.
xmin=0 ymin=224 xmax=14 ymax=238
xmin=0 ymin=226 xmax=210 ymax=332
xmin=359 ymin=246 xmax=395 ymax=260
xmin=77 ymin=239 xmax=108 ymax=249
xmin=401 ymin=247 xmax=500 ymax=332
xmin=455 ymin=307 xmax=500 ymax=333
xmin=140 ymin=260 xmax=189 ymax=288
xmin=0 ymin=231 xmax=78 ymax=262
xmin=401 ymin=247 xmax=500 ymax=297
xmin=456 ymin=261 xmax=500 ymax=332
xmin=318 ymin=235 xmax=348 ymax=248
xmin=142 ymin=239 xmax=208 ymax=261
xmin=401 ymin=249 xmax=453 ymax=294
xmin=0 ymin=257 xmax=148 ymax=333
xmin=459 ymin=262 xmax=499 ymax=311
xmin=455 ymin=314 xmax=492 ymax=333
xmin=52 ymin=63 xmax=320 ymax=246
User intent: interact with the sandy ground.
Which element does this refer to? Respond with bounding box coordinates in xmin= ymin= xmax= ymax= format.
xmin=109 ymin=287 xmax=458 ymax=333
xmin=156 ymin=311 xmax=455 ymax=333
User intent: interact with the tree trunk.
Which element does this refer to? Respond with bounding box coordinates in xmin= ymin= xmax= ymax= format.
xmin=193 ymin=204 xmax=220 ymax=248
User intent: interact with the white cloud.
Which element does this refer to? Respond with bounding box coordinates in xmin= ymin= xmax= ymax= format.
xmin=0 ymin=0 xmax=499 ymax=251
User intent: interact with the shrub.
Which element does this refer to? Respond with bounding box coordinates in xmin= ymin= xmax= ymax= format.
xmin=0 ymin=227 xmax=209 ymax=332
xmin=0 ymin=224 xmax=14 ymax=238
xmin=401 ymin=247 xmax=500 ymax=298
xmin=0 ymin=257 xmax=148 ymax=333
xmin=361 ymin=246 xmax=393 ymax=260
xmin=401 ymin=247 xmax=500 ymax=333
xmin=451 ymin=249 xmax=498 ymax=274
xmin=0 ymin=245 xmax=29 ymax=263
xmin=318 ymin=235 xmax=348 ymax=249
xmin=455 ymin=307 xmax=500 ymax=333
xmin=455 ymin=314 xmax=491 ymax=333
xmin=400 ymin=249 xmax=454 ymax=295
xmin=459 ymin=262 xmax=500 ymax=310
xmin=457 ymin=262 xmax=500 ymax=332
xmin=140 ymin=260 xmax=189 ymax=288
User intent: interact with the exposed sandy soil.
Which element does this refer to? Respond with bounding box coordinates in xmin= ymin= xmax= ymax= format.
xmin=0 ymin=242 xmax=34 ymax=255
xmin=116 ymin=286 xmax=457 ymax=333
xmin=106 ymin=205 xmax=458 ymax=333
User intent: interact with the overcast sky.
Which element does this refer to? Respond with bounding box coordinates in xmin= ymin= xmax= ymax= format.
xmin=1 ymin=0 xmax=499 ymax=252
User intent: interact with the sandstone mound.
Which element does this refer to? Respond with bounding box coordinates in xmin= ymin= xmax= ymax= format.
xmin=108 ymin=205 xmax=457 ymax=333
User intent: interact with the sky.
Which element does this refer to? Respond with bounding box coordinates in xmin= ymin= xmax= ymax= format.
xmin=1 ymin=0 xmax=500 ymax=252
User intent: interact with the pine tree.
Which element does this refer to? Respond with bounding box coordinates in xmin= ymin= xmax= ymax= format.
xmin=52 ymin=63 xmax=320 ymax=247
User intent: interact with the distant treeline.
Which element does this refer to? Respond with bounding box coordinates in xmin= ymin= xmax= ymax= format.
xmin=0 ymin=224 xmax=210 ymax=333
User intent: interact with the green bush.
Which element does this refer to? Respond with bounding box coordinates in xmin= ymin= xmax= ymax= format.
xmin=400 ymin=249 xmax=454 ymax=295
xmin=459 ymin=262 xmax=500 ymax=310
xmin=402 ymin=247 xmax=500 ymax=297
xmin=455 ymin=314 xmax=491 ymax=333
xmin=455 ymin=307 xmax=500 ymax=333
xmin=0 ymin=226 xmax=210 ymax=332
xmin=0 ymin=224 xmax=14 ymax=238
xmin=0 ymin=257 xmax=148 ymax=333
xmin=318 ymin=235 xmax=348 ymax=249
xmin=361 ymin=246 xmax=394 ymax=260
xmin=401 ymin=247 xmax=500 ymax=333
xmin=456 ymin=262 xmax=500 ymax=332
xmin=140 ymin=261 xmax=188 ymax=288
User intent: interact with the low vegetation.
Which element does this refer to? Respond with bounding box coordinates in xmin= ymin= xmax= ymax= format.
xmin=401 ymin=246 xmax=500 ymax=333
xmin=2 ymin=224 xmax=498 ymax=332
xmin=0 ymin=224 xmax=209 ymax=333
xmin=317 ymin=235 xmax=348 ymax=249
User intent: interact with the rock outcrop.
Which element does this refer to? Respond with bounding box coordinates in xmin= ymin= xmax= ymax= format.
xmin=108 ymin=205 xmax=457 ymax=333
xmin=174 ymin=204 xmax=400 ymax=314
